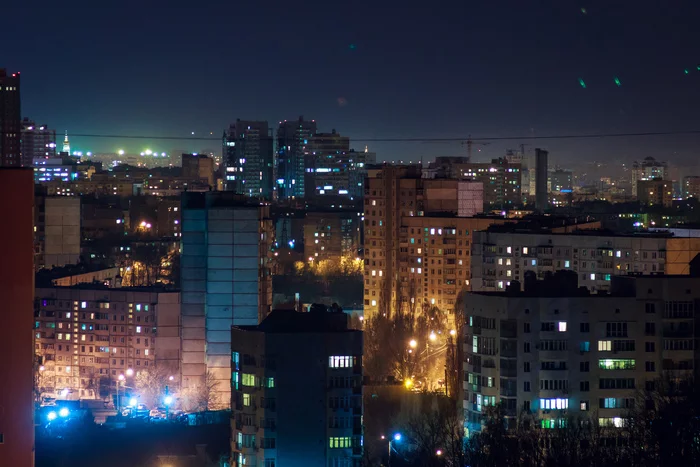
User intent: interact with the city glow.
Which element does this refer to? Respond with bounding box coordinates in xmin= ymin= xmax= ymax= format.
xmin=145 ymin=149 xmax=153 ymax=155
xmin=59 ymin=408 xmax=70 ymax=417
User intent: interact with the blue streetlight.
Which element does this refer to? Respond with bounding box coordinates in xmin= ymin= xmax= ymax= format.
xmin=47 ymin=411 xmax=57 ymax=421
xmin=164 ymin=396 xmax=173 ymax=406
xmin=58 ymin=408 xmax=69 ymax=418
xmin=388 ymin=432 xmax=402 ymax=467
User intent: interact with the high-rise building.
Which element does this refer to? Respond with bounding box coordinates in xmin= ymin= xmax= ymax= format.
xmin=181 ymin=192 xmax=274 ymax=408
xmin=683 ymin=176 xmax=700 ymax=199
xmin=0 ymin=168 xmax=34 ymax=467
xmin=62 ymin=131 xmax=70 ymax=155
xmin=427 ymin=157 xmax=521 ymax=211
xmin=34 ymin=286 xmax=182 ymax=401
xmin=463 ymin=274 xmax=700 ymax=435
xmin=21 ymin=118 xmax=56 ymax=166
xmin=231 ymin=308 xmax=363 ymax=467
xmin=303 ymin=210 xmax=362 ymax=261
xmin=0 ymin=69 xmax=21 ymax=167
xmin=534 ymin=148 xmax=548 ymax=211
xmin=632 ymin=157 xmax=667 ymax=197
xmin=363 ymin=165 xmax=507 ymax=319
xmin=277 ymin=116 xmax=317 ymax=199
xmin=549 ymin=169 xmax=572 ymax=194
xmin=471 ymin=225 xmax=700 ymax=293
xmin=305 ymin=130 xmax=350 ymax=197
xmin=637 ymin=179 xmax=673 ymax=207
xmin=223 ymin=120 xmax=274 ymax=198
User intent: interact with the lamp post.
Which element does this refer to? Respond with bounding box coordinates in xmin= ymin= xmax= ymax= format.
xmin=388 ymin=433 xmax=401 ymax=467
xmin=117 ymin=374 xmax=125 ymax=414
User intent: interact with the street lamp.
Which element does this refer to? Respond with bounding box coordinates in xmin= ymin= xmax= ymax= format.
xmin=388 ymin=433 xmax=401 ymax=467
xmin=117 ymin=374 xmax=125 ymax=414
xmin=436 ymin=449 xmax=443 ymax=456
xmin=449 ymin=329 xmax=457 ymax=336
xmin=126 ymin=368 xmax=134 ymax=377
xmin=409 ymin=339 xmax=417 ymax=349
xmin=429 ymin=331 xmax=437 ymax=342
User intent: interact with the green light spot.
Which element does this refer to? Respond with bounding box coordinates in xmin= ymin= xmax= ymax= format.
xmin=614 ymin=77 xmax=621 ymax=87
xmin=581 ymin=7 xmax=587 ymax=14
xmin=578 ymin=78 xmax=586 ymax=89
xmin=685 ymin=69 xmax=690 ymax=75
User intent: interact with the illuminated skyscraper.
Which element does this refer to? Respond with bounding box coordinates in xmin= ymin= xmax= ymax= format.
xmin=62 ymin=131 xmax=70 ymax=155
xmin=0 ymin=69 xmax=21 ymax=167
xmin=276 ymin=116 xmax=317 ymax=199
xmin=223 ymin=120 xmax=274 ymax=198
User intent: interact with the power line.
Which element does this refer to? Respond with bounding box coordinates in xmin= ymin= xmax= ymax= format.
xmin=7 ymin=129 xmax=700 ymax=143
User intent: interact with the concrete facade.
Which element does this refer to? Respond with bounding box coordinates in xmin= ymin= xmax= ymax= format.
xmin=181 ymin=192 xmax=273 ymax=408
xmin=43 ymin=196 xmax=81 ymax=268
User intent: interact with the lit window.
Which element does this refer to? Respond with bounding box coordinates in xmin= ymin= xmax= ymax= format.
xmin=242 ymin=373 xmax=256 ymax=387
xmin=379 ymin=271 xmax=383 ymax=277
xmin=144 ymin=349 xmax=149 ymax=356
xmin=590 ymin=273 xmax=596 ymax=280
xmin=136 ymin=304 xmax=142 ymax=311
xmin=243 ymin=393 xmax=251 ymax=406
xmin=523 ymin=247 xmax=529 ymax=254
xmin=564 ymin=260 xmax=570 ymax=267
xmin=371 ymin=300 xmax=377 ymax=306
xmin=507 ymin=270 xmax=512 ymax=277
xmin=507 ymin=246 xmax=512 ymax=254
xmin=531 ymin=259 xmax=537 ymax=266
xmin=371 ymin=270 xmax=376 ymax=277
xmin=81 ymin=301 xmax=87 ymax=309
xmin=136 ymin=326 xmax=142 ymax=333
xmin=558 ymin=322 xmax=567 ymax=332
xmin=266 ymin=377 xmax=275 ymax=388
xmin=329 ymin=356 xmax=355 ymax=368
xmin=598 ymin=340 xmax=612 ymax=351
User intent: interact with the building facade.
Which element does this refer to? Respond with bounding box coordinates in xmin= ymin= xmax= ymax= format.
xmin=182 ymin=153 xmax=215 ymax=187
xmin=0 ymin=168 xmax=34 ymax=467
xmin=42 ymin=196 xmax=81 ymax=268
xmin=684 ymin=175 xmax=700 ymax=199
xmin=276 ymin=116 xmax=317 ymax=199
xmin=471 ymin=228 xmax=700 ymax=293
xmin=231 ymin=309 xmax=363 ymax=467
xmin=632 ymin=157 xmax=667 ymax=197
xmin=303 ymin=210 xmax=362 ymax=261
xmin=463 ymin=275 xmax=700 ymax=435
xmin=0 ymin=69 xmax=21 ymax=167
xmin=21 ymin=118 xmax=56 ymax=167
xmin=637 ymin=179 xmax=673 ymax=207
xmin=181 ymin=192 xmax=273 ymax=407
xmin=34 ymin=286 xmax=181 ymax=401
xmin=534 ymin=148 xmax=548 ymax=212
xmin=224 ymin=120 xmax=274 ymax=198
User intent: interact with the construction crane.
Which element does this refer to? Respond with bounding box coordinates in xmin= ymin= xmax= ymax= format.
xmin=461 ymin=135 xmax=490 ymax=162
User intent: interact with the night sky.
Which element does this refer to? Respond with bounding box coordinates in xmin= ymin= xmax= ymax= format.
xmin=2 ymin=1 xmax=700 ymax=169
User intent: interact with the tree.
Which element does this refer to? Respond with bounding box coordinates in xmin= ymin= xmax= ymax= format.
xmin=134 ymin=366 xmax=170 ymax=408
xmin=180 ymin=371 xmax=220 ymax=412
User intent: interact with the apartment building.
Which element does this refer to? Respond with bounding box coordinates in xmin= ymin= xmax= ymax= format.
xmin=471 ymin=227 xmax=700 ymax=293
xmin=463 ymin=274 xmax=700 ymax=435
xmin=34 ymin=286 xmax=181 ymax=400
xmin=303 ymin=210 xmax=362 ymax=261
xmin=363 ymin=165 xmax=503 ymax=319
xmin=231 ymin=309 xmax=363 ymax=467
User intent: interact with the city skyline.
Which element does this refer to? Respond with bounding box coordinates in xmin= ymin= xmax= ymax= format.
xmin=2 ymin=1 xmax=700 ymax=165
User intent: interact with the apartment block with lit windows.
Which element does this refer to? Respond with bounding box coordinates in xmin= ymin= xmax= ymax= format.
xmin=363 ymin=165 xmax=506 ymax=319
xmin=463 ymin=274 xmax=700 ymax=435
xmin=34 ymin=286 xmax=181 ymax=400
xmin=231 ymin=309 xmax=363 ymax=467
xmin=471 ymin=227 xmax=700 ymax=293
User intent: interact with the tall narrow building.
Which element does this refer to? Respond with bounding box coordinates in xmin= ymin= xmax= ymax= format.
xmin=181 ymin=192 xmax=274 ymax=408
xmin=62 ymin=131 xmax=70 ymax=155
xmin=276 ymin=117 xmax=317 ymax=199
xmin=0 ymin=168 xmax=35 ymax=467
xmin=223 ymin=120 xmax=274 ymax=198
xmin=535 ymin=148 xmax=548 ymax=212
xmin=0 ymin=69 xmax=21 ymax=167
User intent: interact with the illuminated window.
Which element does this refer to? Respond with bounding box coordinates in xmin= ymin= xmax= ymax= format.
xmin=329 ymin=356 xmax=355 ymax=368
xmin=558 ymin=322 xmax=567 ymax=332
xmin=136 ymin=326 xmax=142 ymax=333
xmin=523 ymin=247 xmax=529 ymax=254
xmin=266 ymin=377 xmax=275 ymax=388
xmin=242 ymin=373 xmax=257 ymax=387
xmin=81 ymin=301 xmax=87 ymax=309
xmin=243 ymin=393 xmax=251 ymax=406
xmin=598 ymin=340 xmax=612 ymax=351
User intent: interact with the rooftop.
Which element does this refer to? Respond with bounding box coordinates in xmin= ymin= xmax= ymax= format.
xmin=235 ymin=308 xmax=359 ymax=334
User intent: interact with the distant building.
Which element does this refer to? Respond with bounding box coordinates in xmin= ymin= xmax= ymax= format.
xmin=62 ymin=131 xmax=70 ymax=155
xmin=534 ymin=148 xmax=548 ymax=211
xmin=632 ymin=157 xmax=667 ymax=197
xmin=277 ymin=116 xmax=317 ymax=199
xmin=549 ymin=169 xmax=572 ymax=194
xmin=0 ymin=69 xmax=21 ymax=167
xmin=0 ymin=168 xmax=34 ymax=467
xmin=34 ymin=286 xmax=181 ymax=400
xmin=303 ymin=211 xmax=362 ymax=261
xmin=471 ymin=226 xmax=700 ymax=293
xmin=637 ymin=179 xmax=673 ymax=207
xmin=182 ymin=153 xmax=215 ymax=187
xmin=223 ymin=120 xmax=274 ymax=198
xmin=21 ymin=118 xmax=56 ymax=166
xmin=181 ymin=192 xmax=274 ymax=408
xmin=427 ymin=157 xmax=521 ymax=211
xmin=231 ymin=308 xmax=363 ymax=467
xmin=33 ymin=155 xmax=79 ymax=183
xmin=463 ymin=274 xmax=700 ymax=434
xmin=683 ymin=176 xmax=700 ymax=199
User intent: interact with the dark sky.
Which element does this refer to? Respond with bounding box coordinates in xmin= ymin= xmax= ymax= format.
xmin=2 ymin=1 xmax=700 ymax=169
